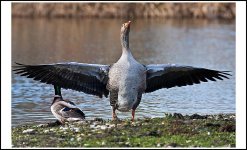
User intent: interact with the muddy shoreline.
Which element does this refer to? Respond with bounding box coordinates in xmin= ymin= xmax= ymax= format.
xmin=12 ymin=113 xmax=235 ymax=147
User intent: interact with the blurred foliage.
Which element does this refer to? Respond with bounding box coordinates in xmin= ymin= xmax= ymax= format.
xmin=12 ymin=3 xmax=235 ymax=19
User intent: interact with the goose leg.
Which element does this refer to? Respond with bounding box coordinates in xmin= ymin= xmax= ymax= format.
xmin=110 ymin=91 xmax=118 ymax=120
xmin=131 ymin=109 xmax=135 ymax=122
xmin=131 ymin=93 xmax=142 ymax=122
xmin=112 ymin=107 xmax=118 ymax=120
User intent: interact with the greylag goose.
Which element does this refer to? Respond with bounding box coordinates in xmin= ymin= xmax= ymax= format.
xmin=13 ymin=21 xmax=231 ymax=121
xmin=51 ymin=85 xmax=85 ymax=124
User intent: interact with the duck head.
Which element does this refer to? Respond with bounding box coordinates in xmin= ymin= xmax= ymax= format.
xmin=52 ymin=95 xmax=62 ymax=105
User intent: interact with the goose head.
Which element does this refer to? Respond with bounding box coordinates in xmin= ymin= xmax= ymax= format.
xmin=121 ymin=21 xmax=131 ymax=34
xmin=120 ymin=21 xmax=131 ymax=49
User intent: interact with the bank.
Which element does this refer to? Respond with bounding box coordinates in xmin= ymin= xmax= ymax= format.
xmin=12 ymin=113 xmax=235 ymax=148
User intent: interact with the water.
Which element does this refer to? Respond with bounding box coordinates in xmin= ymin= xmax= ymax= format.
xmin=12 ymin=18 xmax=235 ymax=126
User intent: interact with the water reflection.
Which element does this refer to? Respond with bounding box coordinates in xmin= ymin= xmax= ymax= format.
xmin=12 ymin=18 xmax=235 ymax=126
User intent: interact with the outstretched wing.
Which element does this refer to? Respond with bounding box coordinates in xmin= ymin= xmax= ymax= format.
xmin=145 ymin=64 xmax=231 ymax=93
xmin=13 ymin=62 xmax=110 ymax=98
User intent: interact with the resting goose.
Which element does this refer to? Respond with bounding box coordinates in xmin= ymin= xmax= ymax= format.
xmin=13 ymin=21 xmax=231 ymax=121
xmin=51 ymin=85 xmax=85 ymax=124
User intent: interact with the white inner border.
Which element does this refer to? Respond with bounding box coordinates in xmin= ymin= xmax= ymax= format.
xmin=1 ymin=1 xmax=246 ymax=149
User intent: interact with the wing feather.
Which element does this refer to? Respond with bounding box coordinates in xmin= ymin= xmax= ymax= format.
xmin=13 ymin=62 xmax=110 ymax=98
xmin=145 ymin=64 xmax=231 ymax=93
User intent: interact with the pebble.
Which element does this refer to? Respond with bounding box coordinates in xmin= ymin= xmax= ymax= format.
xmin=77 ymin=137 xmax=82 ymax=141
xmin=72 ymin=127 xmax=80 ymax=132
xmin=90 ymin=124 xmax=115 ymax=130
xmin=90 ymin=124 xmax=97 ymax=128
xmin=93 ymin=122 xmax=100 ymax=126
xmin=100 ymin=125 xmax=107 ymax=130
xmin=131 ymin=122 xmax=137 ymax=126
xmin=109 ymin=124 xmax=115 ymax=128
xmin=22 ymin=129 xmax=35 ymax=134
xmin=44 ymin=130 xmax=49 ymax=133
xmin=60 ymin=127 xmax=68 ymax=131
xmin=36 ymin=124 xmax=46 ymax=128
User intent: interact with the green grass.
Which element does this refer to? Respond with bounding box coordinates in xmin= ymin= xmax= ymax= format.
xmin=12 ymin=113 xmax=235 ymax=148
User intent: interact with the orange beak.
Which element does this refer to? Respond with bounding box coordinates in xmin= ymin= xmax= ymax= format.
xmin=124 ymin=21 xmax=131 ymax=28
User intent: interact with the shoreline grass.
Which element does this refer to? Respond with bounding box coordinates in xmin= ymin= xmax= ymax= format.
xmin=12 ymin=113 xmax=235 ymax=148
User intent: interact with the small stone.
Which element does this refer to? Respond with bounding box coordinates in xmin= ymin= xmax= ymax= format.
xmin=22 ymin=129 xmax=35 ymax=134
xmin=37 ymin=124 xmax=46 ymax=127
xmin=60 ymin=127 xmax=68 ymax=131
xmin=131 ymin=122 xmax=137 ymax=126
xmin=77 ymin=137 xmax=82 ymax=141
xmin=108 ymin=124 xmax=115 ymax=128
xmin=90 ymin=124 xmax=97 ymax=128
xmin=70 ymin=127 xmax=80 ymax=132
xmin=93 ymin=122 xmax=100 ymax=126
xmin=70 ymin=138 xmax=74 ymax=141
xmin=100 ymin=125 xmax=107 ymax=130
xmin=44 ymin=130 xmax=49 ymax=133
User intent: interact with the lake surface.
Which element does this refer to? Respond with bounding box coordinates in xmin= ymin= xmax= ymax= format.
xmin=12 ymin=18 xmax=235 ymax=126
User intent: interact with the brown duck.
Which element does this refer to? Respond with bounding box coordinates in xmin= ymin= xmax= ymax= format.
xmin=51 ymin=85 xmax=85 ymax=124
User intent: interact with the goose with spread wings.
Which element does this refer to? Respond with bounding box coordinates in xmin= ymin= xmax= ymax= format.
xmin=13 ymin=21 xmax=231 ymax=121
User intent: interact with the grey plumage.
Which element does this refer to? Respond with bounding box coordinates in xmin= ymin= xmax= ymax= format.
xmin=13 ymin=21 xmax=231 ymax=121
xmin=13 ymin=62 xmax=110 ymax=98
